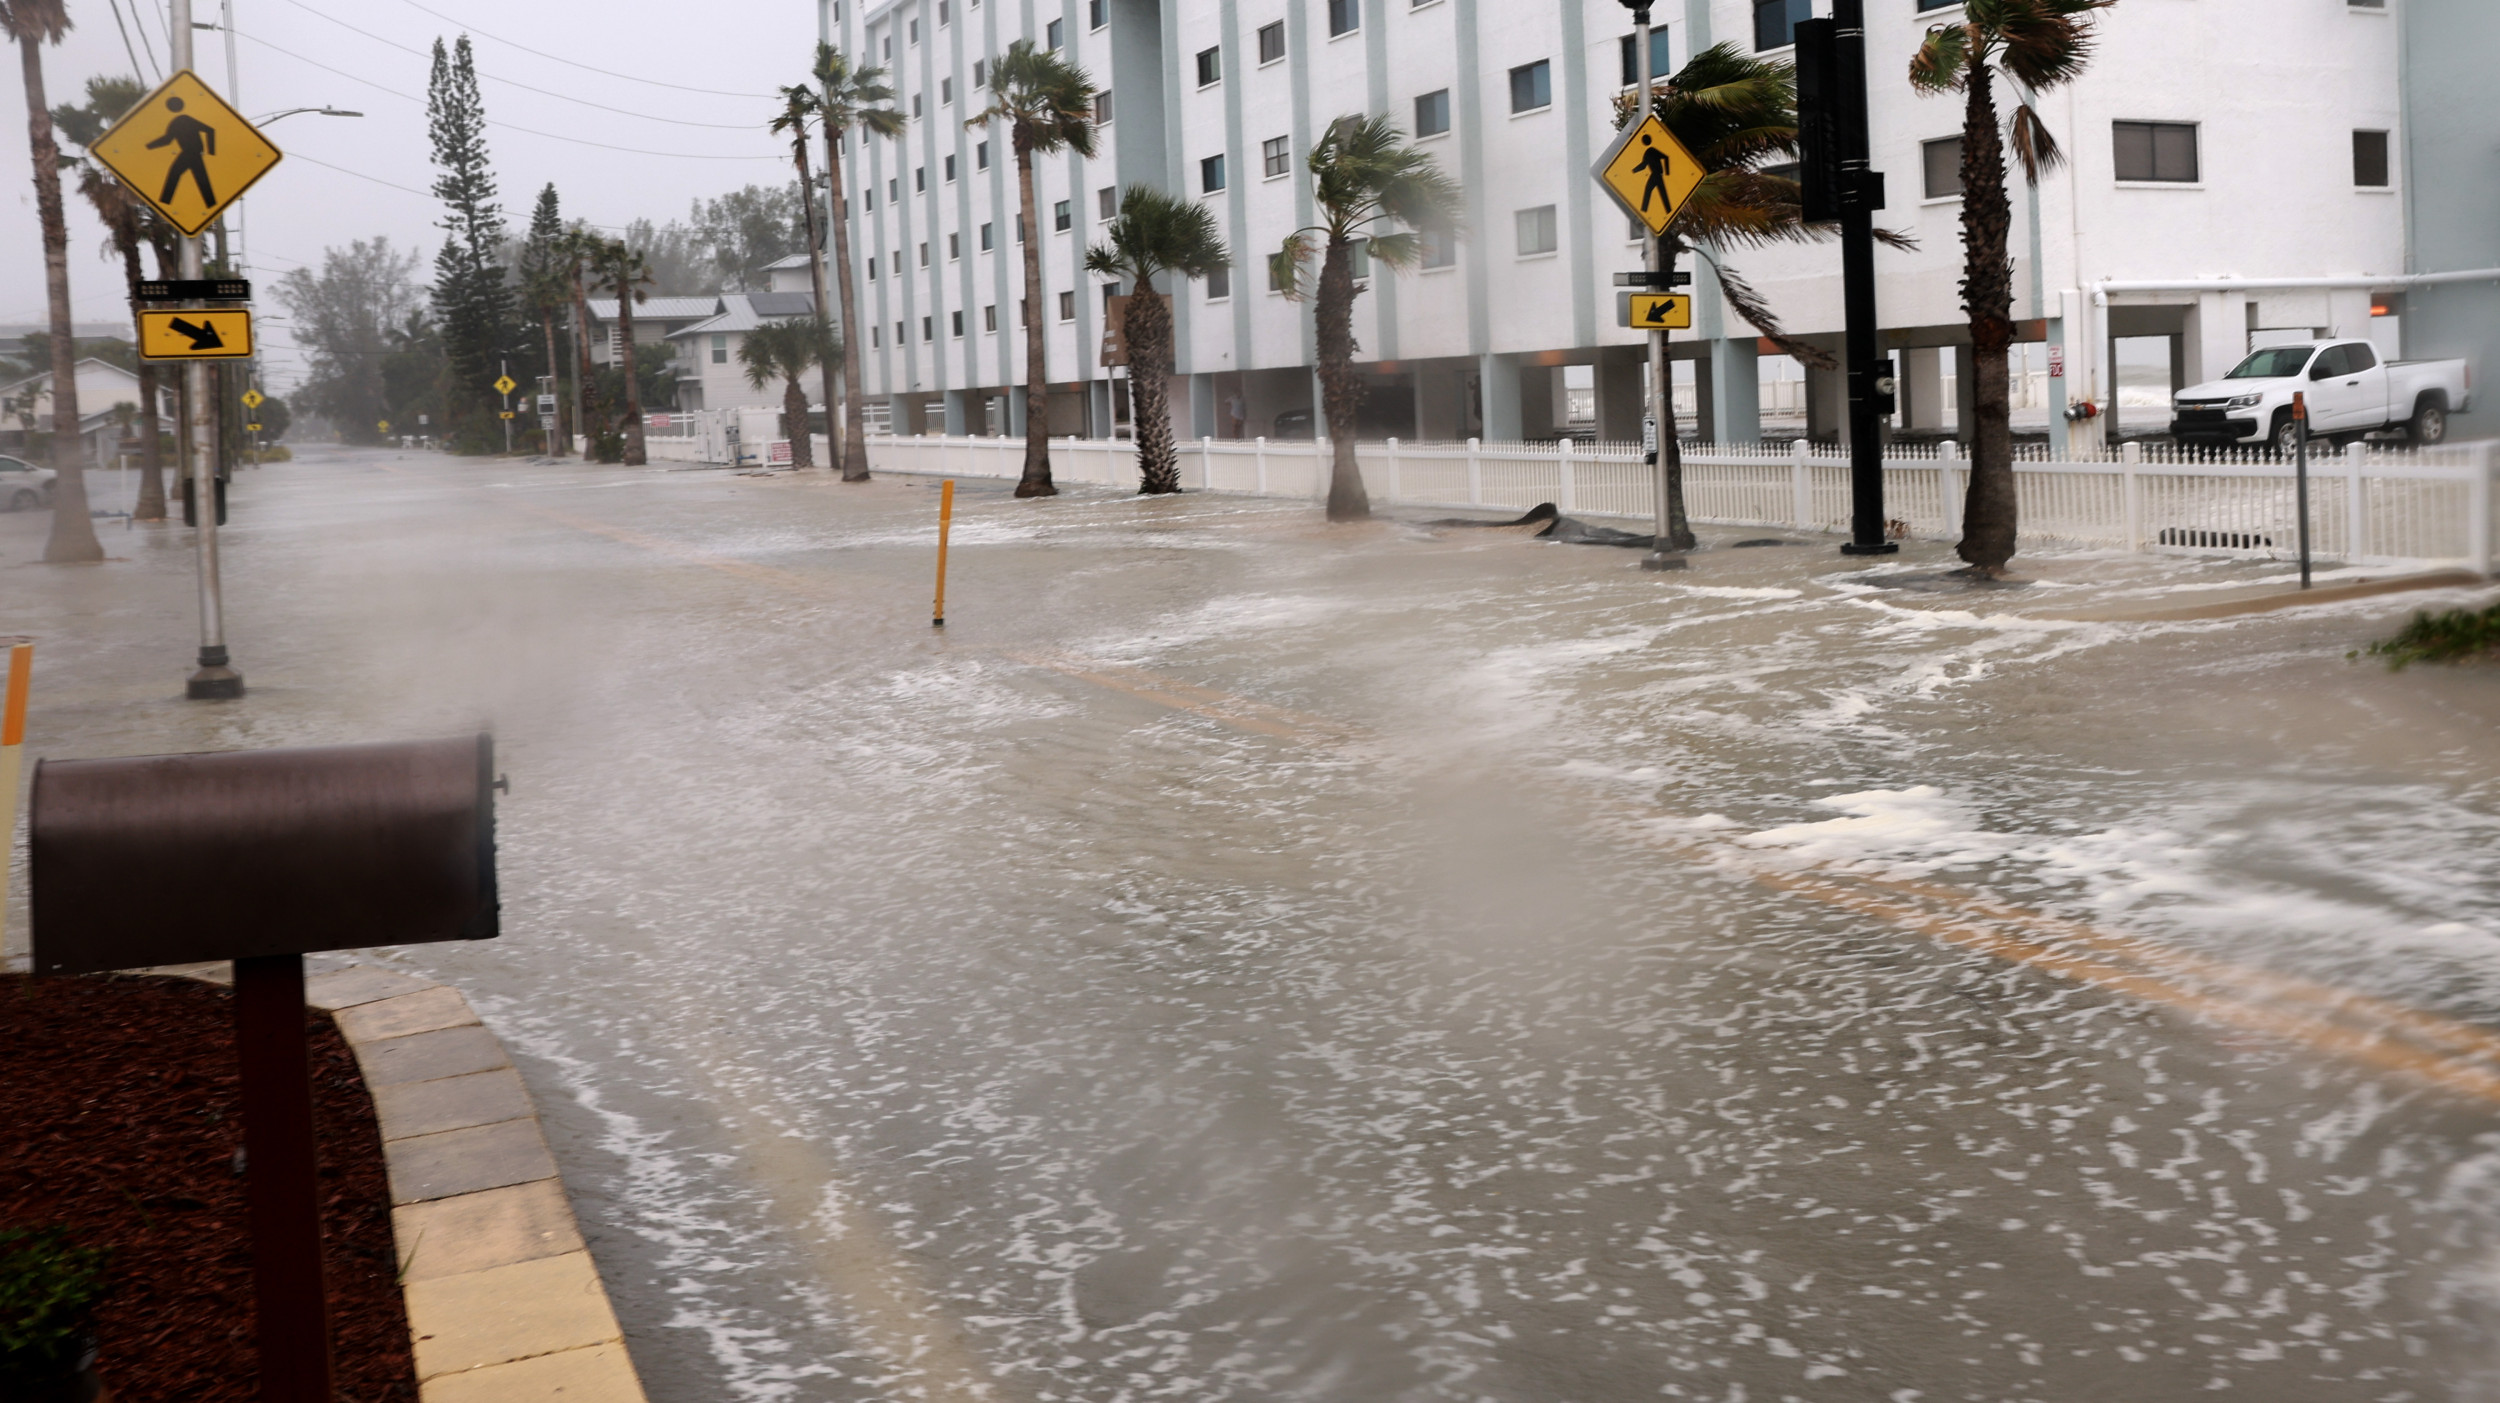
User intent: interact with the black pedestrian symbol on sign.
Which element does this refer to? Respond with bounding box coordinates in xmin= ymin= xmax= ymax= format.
xmin=1635 ymin=134 xmax=1672 ymax=215
xmin=146 ymin=96 xmax=217 ymax=208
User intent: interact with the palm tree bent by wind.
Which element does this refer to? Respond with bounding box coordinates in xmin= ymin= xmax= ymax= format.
xmin=1912 ymin=0 xmax=2113 ymax=577
xmin=1086 ymin=186 xmax=1229 ymax=495
xmin=770 ymin=84 xmax=837 ymax=472
xmin=1272 ymin=114 xmax=1464 ymax=522
xmin=813 ymin=43 xmax=906 ymax=482
xmin=968 ymin=38 xmax=1099 ymax=498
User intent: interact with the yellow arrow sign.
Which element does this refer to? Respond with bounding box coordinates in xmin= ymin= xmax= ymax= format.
xmin=89 ymin=70 xmax=282 ymax=237
xmin=1617 ymin=292 xmax=1692 ymax=330
xmin=378 ymin=420 xmax=391 ymax=433
xmin=246 ymin=422 xmax=261 ymax=432
xmin=493 ymin=375 xmax=517 ymax=396
xmin=240 ymin=388 xmax=264 ymax=409
xmin=137 ymin=308 xmax=253 ymax=360
xmin=1594 ymin=112 xmax=1703 ymax=237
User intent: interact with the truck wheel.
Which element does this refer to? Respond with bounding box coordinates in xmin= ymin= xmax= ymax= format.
xmin=2272 ymin=413 xmax=2303 ymax=457
xmin=6 ymin=488 xmax=34 ymax=512
xmin=2408 ymin=401 xmax=2447 ymax=447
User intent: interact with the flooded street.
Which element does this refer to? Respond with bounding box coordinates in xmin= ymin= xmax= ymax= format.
xmin=10 ymin=444 xmax=2500 ymax=1402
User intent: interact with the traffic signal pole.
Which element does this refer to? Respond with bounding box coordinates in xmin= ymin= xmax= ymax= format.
xmin=173 ymin=0 xmax=243 ymax=698
xmin=1798 ymin=0 xmax=1898 ymax=558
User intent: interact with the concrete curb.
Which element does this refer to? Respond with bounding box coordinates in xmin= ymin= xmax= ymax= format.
xmin=151 ymin=960 xmax=648 ymax=1402
xmin=2044 ymin=568 xmax=2491 ymax=623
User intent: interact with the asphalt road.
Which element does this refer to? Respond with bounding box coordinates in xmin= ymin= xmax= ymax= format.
xmin=8 ymin=445 xmax=2500 ymax=1403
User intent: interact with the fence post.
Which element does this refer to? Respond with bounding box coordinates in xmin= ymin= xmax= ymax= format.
xmin=2121 ymin=440 xmax=2143 ymax=553
xmin=1467 ymin=437 xmax=1483 ymax=507
xmin=2472 ymin=440 xmax=2496 ymax=576
xmin=1790 ymin=440 xmax=1811 ymax=530
xmin=1256 ymin=436 xmax=1269 ymax=495
xmin=1198 ymin=435 xmax=1211 ymax=492
xmin=1385 ymin=437 xmax=1401 ymax=503
xmin=2345 ymin=441 xmax=2368 ymax=563
xmin=1938 ymin=439 xmax=1962 ymax=540
xmin=1557 ymin=437 xmax=1575 ymax=515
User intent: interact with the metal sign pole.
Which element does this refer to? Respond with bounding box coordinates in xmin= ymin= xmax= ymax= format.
xmin=171 ymin=0 xmax=241 ymax=699
xmin=2293 ymin=391 xmax=2312 ymax=590
xmin=1630 ymin=3 xmax=1684 ymax=571
xmin=232 ymin=952 xmax=336 ymax=1403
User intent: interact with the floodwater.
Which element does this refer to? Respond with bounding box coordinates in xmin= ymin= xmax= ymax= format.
xmin=8 ymin=445 xmax=2500 ymax=1402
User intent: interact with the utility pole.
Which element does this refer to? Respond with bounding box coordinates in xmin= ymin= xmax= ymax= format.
xmin=174 ymin=0 xmax=242 ymax=699
xmin=1798 ymin=0 xmax=1898 ymax=558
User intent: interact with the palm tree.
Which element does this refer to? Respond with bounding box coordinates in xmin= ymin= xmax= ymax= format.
xmin=558 ymin=227 xmax=601 ymax=456
xmin=1912 ymin=0 xmax=2112 ymax=577
xmin=5 ymin=0 xmax=98 ymax=561
xmin=55 ymin=74 xmax=172 ymax=521
xmin=769 ymin=86 xmax=838 ymax=472
xmin=1085 ymin=185 xmax=1229 ymax=495
xmin=1271 ymin=114 xmax=1464 ymax=522
xmin=596 ymin=239 xmax=657 ymax=464
xmin=1608 ymin=44 xmax=1879 ymax=550
xmin=967 ymin=38 xmax=1098 ymax=498
xmin=737 ymin=318 xmax=833 ymax=469
xmin=814 ymin=44 xmax=906 ymax=482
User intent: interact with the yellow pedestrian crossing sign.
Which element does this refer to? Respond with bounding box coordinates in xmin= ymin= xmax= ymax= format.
xmin=1595 ymin=112 xmax=1703 ymax=237
xmin=240 ymin=388 xmax=264 ymax=409
xmin=137 ymin=308 xmax=254 ymax=359
xmin=89 ymin=70 xmax=282 ymax=237
xmin=493 ymin=375 xmax=517 ymax=396
xmin=1617 ymin=293 xmax=1691 ymax=330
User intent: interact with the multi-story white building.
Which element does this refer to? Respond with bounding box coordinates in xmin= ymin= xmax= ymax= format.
xmin=824 ymin=0 xmax=2489 ymax=451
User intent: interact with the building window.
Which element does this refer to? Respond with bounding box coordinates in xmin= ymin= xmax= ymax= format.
xmin=2353 ymin=129 xmax=2390 ymax=187
xmin=1329 ymin=0 xmax=1359 ymax=37
xmin=883 ymin=34 xmax=892 ymax=60
xmin=1090 ymin=0 xmax=1107 ymax=27
xmin=1916 ymin=0 xmax=1959 ymax=9
xmin=1257 ymin=21 xmax=1285 ymax=64
xmin=941 ymin=77 xmax=953 ymax=105
xmin=984 ymin=304 xmax=997 ymax=332
xmin=1201 ymin=153 xmax=1227 ymax=193
xmin=979 ymin=222 xmax=993 ymax=251
xmin=871 ymin=324 xmax=880 ymax=348
xmin=895 ymin=321 xmax=905 ymax=345
xmin=1620 ymin=30 xmax=1669 ymax=86
xmin=864 ymin=186 xmax=875 ymax=211
xmin=1095 ymin=90 xmax=1113 ymax=123
xmin=919 ymin=241 xmax=930 ymax=267
xmin=1515 ymin=204 xmax=1557 ymax=256
xmin=908 ymin=17 xmax=918 ymax=43
xmin=888 ymin=177 xmax=900 ymax=200
xmin=977 ymin=140 xmax=990 ymax=170
xmin=1197 ymin=46 xmax=1221 ymax=87
xmin=1263 ymin=135 xmax=1290 ymax=178
xmin=914 ymin=166 xmax=926 ymax=192
xmin=1098 ymin=185 xmax=1118 ymax=219
xmin=1509 ymin=61 xmax=1551 ymax=114
xmin=1753 ymin=0 xmax=1811 ymax=50
xmin=710 ymin=334 xmax=728 ymax=364
xmin=1046 ymin=17 xmax=1063 ymax=49
xmin=1058 ymin=290 xmax=1076 ymax=320
xmin=2113 ymin=120 xmax=2198 ymax=182
xmin=1922 ymin=136 xmax=1962 ymax=199
xmin=1414 ymin=89 xmax=1449 ymax=138
xmin=1018 ymin=215 xmax=1026 ymax=242
xmin=1206 ymin=264 xmax=1231 ymax=300
xmin=944 ymin=154 xmax=956 ymax=182
xmin=1270 ymin=256 xmax=1291 ymax=293
xmin=1054 ymin=198 xmax=1072 ymax=230
xmin=1420 ymin=227 xmax=1457 ymax=268
xmin=948 ymin=232 xmax=961 ymax=259
xmin=922 ymin=316 xmax=934 ymax=341
xmin=867 ymin=255 xmax=878 ymax=280
xmin=937 ymin=0 xmax=949 ymax=21
xmin=2348 ymin=0 xmax=2385 ymax=7
xmin=973 ymin=59 xmax=986 ymax=86
xmin=1020 ymin=298 xmax=1029 ymax=325
xmin=952 ymin=310 xmax=964 ymax=337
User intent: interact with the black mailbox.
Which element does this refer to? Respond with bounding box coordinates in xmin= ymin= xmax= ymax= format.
xmin=30 ymin=734 xmax=499 ymax=975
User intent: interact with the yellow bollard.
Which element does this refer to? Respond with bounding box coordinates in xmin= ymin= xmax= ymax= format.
xmin=933 ymin=479 xmax=955 ymax=627
xmin=1 ymin=638 xmax=29 ymax=954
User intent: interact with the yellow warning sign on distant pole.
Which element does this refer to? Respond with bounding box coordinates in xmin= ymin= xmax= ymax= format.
xmin=1616 ymin=293 xmax=1692 ymax=330
xmin=89 ymin=70 xmax=282 ymax=237
xmin=1594 ymin=112 xmax=1703 ymax=238
xmin=137 ymin=308 xmax=254 ymax=359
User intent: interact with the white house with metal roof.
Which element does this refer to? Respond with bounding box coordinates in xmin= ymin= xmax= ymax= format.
xmin=665 ymin=291 xmax=824 ymax=413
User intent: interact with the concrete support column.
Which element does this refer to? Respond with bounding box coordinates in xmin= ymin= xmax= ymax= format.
xmin=2189 ymin=292 xmax=2247 ymax=388
xmin=893 ymin=395 xmax=921 ymax=436
xmin=1806 ymin=362 xmax=1845 ymax=444
xmin=1189 ymin=373 xmax=1218 ymax=441
xmin=1478 ymin=353 xmax=1522 ymax=443
xmin=1420 ymin=363 xmax=1465 ymax=441
xmin=1090 ymin=380 xmax=1115 ymax=439
xmin=942 ymin=390 xmax=969 ymax=436
xmin=1710 ymin=336 xmax=1761 ymax=447
xmin=1903 ymin=347 xmax=1946 ymax=432
xmin=1521 ymin=363 xmax=1556 ymax=440
xmin=1950 ymin=346 xmax=1974 ymax=442
xmin=2046 ymin=316 xmax=2069 ymax=457
xmin=1004 ymin=391 xmax=1026 ymax=438
xmin=1688 ymin=352 xmax=1716 ymax=445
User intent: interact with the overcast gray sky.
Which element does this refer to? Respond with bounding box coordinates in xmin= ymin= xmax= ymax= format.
xmin=0 ymin=0 xmax=822 ymax=389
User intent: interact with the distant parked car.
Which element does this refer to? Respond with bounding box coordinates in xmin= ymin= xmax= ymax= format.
xmin=0 ymin=454 xmax=55 ymax=511
xmin=1271 ymin=408 xmax=1315 ymax=440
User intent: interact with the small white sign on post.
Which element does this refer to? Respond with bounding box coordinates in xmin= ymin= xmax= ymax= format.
xmin=1642 ymin=416 xmax=1658 ymax=454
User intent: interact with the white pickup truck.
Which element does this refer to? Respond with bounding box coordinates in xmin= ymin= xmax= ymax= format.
xmin=2169 ymin=339 xmax=2470 ymax=454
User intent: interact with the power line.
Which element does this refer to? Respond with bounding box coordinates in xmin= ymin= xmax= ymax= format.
xmin=392 ymin=0 xmax=779 ymax=100
xmin=270 ymin=0 xmax=772 ymax=129
xmin=106 ymin=0 xmax=161 ymax=83
xmin=231 ymin=29 xmax=783 ymax=161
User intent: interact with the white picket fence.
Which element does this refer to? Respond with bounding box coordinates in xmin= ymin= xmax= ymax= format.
xmin=860 ymin=432 xmax=2499 ymax=572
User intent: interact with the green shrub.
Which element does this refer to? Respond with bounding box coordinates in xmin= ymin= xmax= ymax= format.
xmin=2362 ymin=599 xmax=2500 ymax=670
xmin=0 ymin=1228 xmax=110 ymax=1383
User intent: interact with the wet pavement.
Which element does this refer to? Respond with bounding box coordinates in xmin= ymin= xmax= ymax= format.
xmin=8 ymin=444 xmax=2500 ymax=1402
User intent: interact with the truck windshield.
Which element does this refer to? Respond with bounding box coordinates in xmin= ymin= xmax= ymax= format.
xmin=2228 ymin=347 xmax=2315 ymax=379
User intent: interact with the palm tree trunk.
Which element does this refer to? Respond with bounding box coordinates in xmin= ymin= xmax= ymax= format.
xmin=1656 ymin=239 xmax=1696 ymax=551
xmin=1014 ymin=138 xmax=1055 ymax=496
xmin=124 ymin=237 xmax=165 ymax=520
xmin=619 ymin=288 xmax=647 ymax=465
xmin=792 ymin=138 xmax=837 ymax=475
xmin=24 ymin=35 xmax=98 ymax=562
xmin=783 ymin=376 xmax=814 ymax=467
xmin=1314 ymin=235 xmax=1368 ymax=521
xmin=825 ymin=126 xmax=869 ymax=482
xmin=1128 ymin=286 xmax=1178 ymax=494
xmin=1955 ymin=62 xmax=2018 ymax=576
xmin=540 ymin=307 xmax=565 ymax=456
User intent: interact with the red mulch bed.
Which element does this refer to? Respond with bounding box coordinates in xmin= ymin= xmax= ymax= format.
xmin=0 ymin=972 xmax=418 ymax=1401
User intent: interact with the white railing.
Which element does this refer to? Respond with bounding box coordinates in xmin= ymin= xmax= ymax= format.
xmin=859 ymin=432 xmax=2499 ymax=572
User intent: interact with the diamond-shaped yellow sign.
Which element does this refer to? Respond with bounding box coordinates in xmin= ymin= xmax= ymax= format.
xmin=493 ymin=375 xmax=517 ymax=395
xmin=378 ymin=420 xmax=391 ymax=433
xmin=1595 ymin=112 xmax=1703 ymax=237
xmin=240 ymin=388 xmax=264 ymax=409
xmin=89 ymin=70 xmax=282 ymax=237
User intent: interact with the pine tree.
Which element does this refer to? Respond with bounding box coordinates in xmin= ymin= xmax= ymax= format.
xmin=427 ymin=35 xmax=517 ymax=453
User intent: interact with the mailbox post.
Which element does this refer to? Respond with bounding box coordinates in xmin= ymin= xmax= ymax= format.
xmin=31 ymin=735 xmax=501 ymax=1403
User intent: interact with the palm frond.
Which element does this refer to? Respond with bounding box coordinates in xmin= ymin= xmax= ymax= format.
xmin=1270 ymin=231 xmax=1318 ymax=303
xmin=2006 ymin=101 xmax=2063 ymax=182
xmin=970 ymin=39 xmax=1100 ymax=159
xmin=1909 ymin=24 xmax=1974 ymax=92
xmin=1993 ymin=0 xmax=2113 ymax=91
xmin=1698 ymin=254 xmax=1836 ymax=370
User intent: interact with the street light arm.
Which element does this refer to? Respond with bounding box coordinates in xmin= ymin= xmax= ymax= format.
xmin=251 ymin=107 xmax=365 ymax=124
